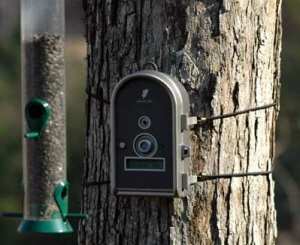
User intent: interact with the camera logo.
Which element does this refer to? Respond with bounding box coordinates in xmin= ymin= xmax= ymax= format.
xmin=142 ymin=89 xmax=149 ymax=99
xmin=137 ymin=88 xmax=152 ymax=104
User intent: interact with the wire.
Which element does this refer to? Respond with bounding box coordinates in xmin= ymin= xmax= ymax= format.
xmin=85 ymin=180 xmax=110 ymax=187
xmin=0 ymin=212 xmax=23 ymax=218
xmin=85 ymin=88 xmax=110 ymax=104
xmin=197 ymin=102 xmax=277 ymax=124
xmin=197 ymin=170 xmax=273 ymax=182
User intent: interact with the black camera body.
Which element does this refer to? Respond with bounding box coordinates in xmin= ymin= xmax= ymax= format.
xmin=110 ymin=70 xmax=191 ymax=197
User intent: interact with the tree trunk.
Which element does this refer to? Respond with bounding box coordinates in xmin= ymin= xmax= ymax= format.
xmin=79 ymin=0 xmax=282 ymax=244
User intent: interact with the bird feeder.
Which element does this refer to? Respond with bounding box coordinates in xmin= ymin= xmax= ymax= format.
xmin=18 ymin=0 xmax=79 ymax=233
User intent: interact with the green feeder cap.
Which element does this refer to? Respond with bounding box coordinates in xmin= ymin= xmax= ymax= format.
xmin=18 ymin=181 xmax=73 ymax=234
xmin=18 ymin=219 xmax=73 ymax=234
xmin=18 ymin=182 xmax=87 ymax=234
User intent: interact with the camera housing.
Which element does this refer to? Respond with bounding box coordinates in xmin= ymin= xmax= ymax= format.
xmin=110 ymin=70 xmax=191 ymax=197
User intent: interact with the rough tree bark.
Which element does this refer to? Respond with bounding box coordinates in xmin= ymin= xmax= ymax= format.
xmin=79 ymin=0 xmax=282 ymax=244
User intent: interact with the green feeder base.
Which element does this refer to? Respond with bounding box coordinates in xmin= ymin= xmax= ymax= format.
xmin=18 ymin=219 xmax=73 ymax=234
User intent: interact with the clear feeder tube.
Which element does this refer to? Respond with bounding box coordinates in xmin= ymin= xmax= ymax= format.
xmin=19 ymin=0 xmax=72 ymax=233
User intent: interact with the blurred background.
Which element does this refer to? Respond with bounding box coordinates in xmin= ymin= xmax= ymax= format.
xmin=0 ymin=0 xmax=298 ymax=244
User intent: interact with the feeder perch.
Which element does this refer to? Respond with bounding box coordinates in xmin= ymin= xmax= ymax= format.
xmin=24 ymin=98 xmax=51 ymax=139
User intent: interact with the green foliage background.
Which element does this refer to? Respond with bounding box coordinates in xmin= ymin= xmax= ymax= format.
xmin=0 ymin=0 xmax=299 ymax=244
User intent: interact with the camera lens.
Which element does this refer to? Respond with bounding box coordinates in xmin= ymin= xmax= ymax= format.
xmin=137 ymin=139 xmax=152 ymax=153
xmin=133 ymin=133 xmax=158 ymax=157
xmin=138 ymin=116 xmax=151 ymax=129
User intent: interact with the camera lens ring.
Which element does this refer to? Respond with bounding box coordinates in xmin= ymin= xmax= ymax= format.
xmin=137 ymin=139 xmax=152 ymax=153
xmin=133 ymin=133 xmax=158 ymax=157
xmin=138 ymin=116 xmax=151 ymax=129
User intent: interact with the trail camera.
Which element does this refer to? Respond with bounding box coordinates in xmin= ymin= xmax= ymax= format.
xmin=111 ymin=70 xmax=191 ymax=197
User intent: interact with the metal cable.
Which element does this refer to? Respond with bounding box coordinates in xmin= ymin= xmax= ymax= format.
xmin=0 ymin=212 xmax=23 ymax=218
xmin=85 ymin=88 xmax=110 ymax=104
xmin=197 ymin=102 xmax=277 ymax=124
xmin=85 ymin=180 xmax=110 ymax=187
xmin=197 ymin=170 xmax=273 ymax=181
